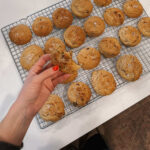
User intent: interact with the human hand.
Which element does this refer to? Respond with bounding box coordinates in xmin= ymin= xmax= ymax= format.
xmin=0 ymin=54 xmax=70 ymax=146
xmin=17 ymin=54 xmax=70 ymax=117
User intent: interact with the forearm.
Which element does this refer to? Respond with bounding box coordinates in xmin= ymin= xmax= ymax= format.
xmin=0 ymin=99 xmax=34 ymax=146
xmin=0 ymin=55 xmax=68 ymax=147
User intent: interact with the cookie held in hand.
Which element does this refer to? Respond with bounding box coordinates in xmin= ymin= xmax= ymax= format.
xmin=51 ymin=50 xmax=80 ymax=74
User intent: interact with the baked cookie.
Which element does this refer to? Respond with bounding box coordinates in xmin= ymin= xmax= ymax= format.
xmin=62 ymin=71 xmax=78 ymax=84
xmin=116 ymin=55 xmax=143 ymax=81
xmin=104 ymin=8 xmax=125 ymax=26
xmin=67 ymin=82 xmax=91 ymax=107
xmin=71 ymin=0 xmax=93 ymax=18
xmin=99 ymin=37 xmax=121 ymax=58
xmin=52 ymin=8 xmax=73 ymax=28
xmin=20 ymin=45 xmax=44 ymax=70
xmin=64 ymin=25 xmax=86 ymax=48
xmin=77 ymin=47 xmax=101 ymax=70
xmin=94 ymin=0 xmax=112 ymax=7
xmin=138 ymin=17 xmax=150 ymax=37
xmin=91 ymin=70 xmax=116 ymax=96
xmin=44 ymin=37 xmax=66 ymax=54
xmin=39 ymin=95 xmax=65 ymax=122
xmin=32 ymin=16 xmax=53 ymax=36
xmin=119 ymin=26 xmax=141 ymax=47
xmin=84 ymin=16 xmax=105 ymax=37
xmin=123 ymin=0 xmax=143 ymax=18
xmin=9 ymin=24 xmax=32 ymax=45
xmin=51 ymin=50 xmax=80 ymax=73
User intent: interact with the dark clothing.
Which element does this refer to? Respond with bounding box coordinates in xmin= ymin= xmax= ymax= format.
xmin=81 ymin=134 xmax=110 ymax=150
xmin=0 ymin=134 xmax=109 ymax=150
xmin=0 ymin=141 xmax=23 ymax=150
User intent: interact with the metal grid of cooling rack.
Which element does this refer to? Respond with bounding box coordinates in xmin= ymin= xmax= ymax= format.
xmin=1 ymin=0 xmax=150 ymax=129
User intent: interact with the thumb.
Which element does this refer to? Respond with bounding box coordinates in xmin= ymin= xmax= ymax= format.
xmin=36 ymin=65 xmax=61 ymax=83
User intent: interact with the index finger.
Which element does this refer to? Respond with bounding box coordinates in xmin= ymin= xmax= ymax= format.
xmin=29 ymin=54 xmax=51 ymax=74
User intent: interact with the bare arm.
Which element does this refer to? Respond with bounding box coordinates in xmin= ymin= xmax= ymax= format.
xmin=0 ymin=100 xmax=33 ymax=146
xmin=0 ymin=54 xmax=70 ymax=146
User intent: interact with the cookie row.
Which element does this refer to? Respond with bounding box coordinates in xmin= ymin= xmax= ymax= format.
xmin=19 ymin=37 xmax=115 ymax=76
xmin=9 ymin=2 xmax=150 ymax=49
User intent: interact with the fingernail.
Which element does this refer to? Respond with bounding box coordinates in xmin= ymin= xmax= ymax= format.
xmin=52 ymin=65 xmax=59 ymax=71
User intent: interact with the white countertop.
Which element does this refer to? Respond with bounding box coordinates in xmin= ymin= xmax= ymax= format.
xmin=0 ymin=0 xmax=150 ymax=150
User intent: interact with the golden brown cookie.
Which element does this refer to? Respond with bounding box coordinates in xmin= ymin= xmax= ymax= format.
xmin=67 ymin=82 xmax=91 ymax=107
xmin=77 ymin=47 xmax=101 ymax=70
xmin=39 ymin=95 xmax=65 ymax=122
xmin=99 ymin=37 xmax=121 ymax=58
xmin=94 ymin=0 xmax=112 ymax=7
xmin=51 ymin=50 xmax=80 ymax=74
xmin=118 ymin=26 xmax=141 ymax=47
xmin=9 ymin=24 xmax=32 ymax=45
xmin=116 ymin=55 xmax=143 ymax=81
xmin=84 ymin=16 xmax=105 ymax=37
xmin=52 ymin=8 xmax=73 ymax=28
xmin=138 ymin=17 xmax=150 ymax=37
xmin=20 ymin=45 xmax=44 ymax=70
xmin=123 ymin=0 xmax=143 ymax=18
xmin=32 ymin=16 xmax=53 ymax=36
xmin=44 ymin=37 xmax=66 ymax=54
xmin=71 ymin=0 xmax=93 ymax=18
xmin=91 ymin=70 xmax=116 ymax=96
xmin=104 ymin=8 xmax=125 ymax=26
xmin=62 ymin=71 xmax=78 ymax=84
xmin=64 ymin=25 xmax=86 ymax=48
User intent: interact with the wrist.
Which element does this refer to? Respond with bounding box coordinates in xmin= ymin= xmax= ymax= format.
xmin=16 ymin=97 xmax=36 ymax=119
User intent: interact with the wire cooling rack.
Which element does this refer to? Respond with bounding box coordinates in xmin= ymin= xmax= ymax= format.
xmin=1 ymin=0 xmax=150 ymax=129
